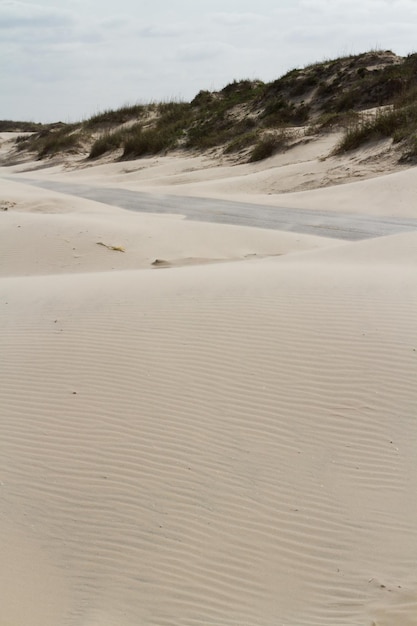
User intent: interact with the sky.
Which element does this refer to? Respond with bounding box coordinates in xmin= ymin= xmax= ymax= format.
xmin=1 ymin=0 xmax=417 ymax=123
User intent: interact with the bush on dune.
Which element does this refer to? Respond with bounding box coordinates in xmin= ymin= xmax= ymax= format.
xmin=336 ymin=103 xmax=417 ymax=155
xmin=249 ymin=130 xmax=290 ymax=162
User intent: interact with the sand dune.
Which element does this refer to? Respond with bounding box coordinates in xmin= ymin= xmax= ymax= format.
xmin=5 ymin=132 xmax=415 ymax=219
xmin=0 ymin=179 xmax=334 ymax=276
xmin=1 ymin=148 xmax=417 ymax=626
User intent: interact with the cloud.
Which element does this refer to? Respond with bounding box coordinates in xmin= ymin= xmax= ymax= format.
xmin=176 ymin=41 xmax=235 ymax=62
xmin=295 ymin=0 xmax=417 ymax=20
xmin=210 ymin=12 xmax=266 ymax=26
xmin=270 ymin=0 xmax=417 ymax=60
xmin=98 ymin=15 xmax=131 ymax=30
xmin=137 ymin=23 xmax=187 ymax=38
xmin=0 ymin=0 xmax=76 ymax=29
xmin=0 ymin=0 xmax=113 ymax=48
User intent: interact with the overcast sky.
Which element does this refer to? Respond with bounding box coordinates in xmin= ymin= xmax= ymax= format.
xmin=1 ymin=0 xmax=416 ymax=123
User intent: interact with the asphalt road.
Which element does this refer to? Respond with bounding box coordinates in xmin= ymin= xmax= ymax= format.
xmin=9 ymin=177 xmax=417 ymax=241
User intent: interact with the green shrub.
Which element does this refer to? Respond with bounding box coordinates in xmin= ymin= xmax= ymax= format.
xmin=336 ymin=103 xmax=417 ymax=153
xmin=156 ymin=102 xmax=191 ymax=135
xmin=262 ymin=99 xmax=310 ymax=126
xmin=400 ymin=134 xmax=417 ymax=161
xmin=317 ymin=80 xmax=338 ymax=98
xmin=85 ymin=105 xmax=145 ymax=128
xmin=14 ymin=123 xmax=83 ymax=158
xmin=336 ymin=122 xmax=376 ymax=152
xmin=190 ymin=90 xmax=214 ymax=107
xmin=186 ymin=118 xmax=229 ymax=149
xmin=289 ymin=73 xmax=319 ymax=97
xmin=311 ymin=110 xmax=359 ymax=133
xmin=0 ymin=120 xmax=43 ymax=132
xmin=249 ymin=131 xmax=289 ymax=162
xmin=122 ymin=127 xmax=175 ymax=158
xmin=157 ymin=101 xmax=190 ymax=118
xmin=394 ymin=83 xmax=417 ymax=108
xmin=224 ymin=131 xmax=258 ymax=154
xmin=88 ymin=127 xmax=130 ymax=159
xmin=219 ymin=79 xmax=264 ymax=104
xmin=38 ymin=131 xmax=81 ymax=157
xmin=186 ymin=116 xmax=256 ymax=150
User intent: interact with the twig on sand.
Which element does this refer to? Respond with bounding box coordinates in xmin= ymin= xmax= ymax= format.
xmin=96 ymin=241 xmax=125 ymax=252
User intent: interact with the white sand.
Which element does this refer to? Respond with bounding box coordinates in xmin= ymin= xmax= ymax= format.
xmin=1 ymin=139 xmax=417 ymax=626
xmin=7 ymin=132 xmax=414 ymax=218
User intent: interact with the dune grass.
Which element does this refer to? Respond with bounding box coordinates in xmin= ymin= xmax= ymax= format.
xmin=15 ymin=124 xmax=84 ymax=158
xmin=224 ymin=131 xmax=258 ymax=154
xmin=88 ymin=102 xmax=190 ymax=159
xmin=249 ymin=130 xmax=291 ymax=162
xmin=38 ymin=130 xmax=82 ymax=157
xmin=89 ymin=126 xmax=136 ymax=159
xmin=0 ymin=120 xmax=43 ymax=132
xmin=261 ymin=99 xmax=310 ymax=127
xmin=186 ymin=117 xmax=256 ymax=151
xmin=122 ymin=127 xmax=175 ymax=158
xmin=6 ymin=51 xmax=417 ymax=164
xmin=85 ymin=105 xmax=146 ymax=128
xmin=336 ymin=103 xmax=417 ymax=157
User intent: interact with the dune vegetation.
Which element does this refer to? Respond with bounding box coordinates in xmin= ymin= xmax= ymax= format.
xmin=3 ymin=50 xmax=417 ymax=164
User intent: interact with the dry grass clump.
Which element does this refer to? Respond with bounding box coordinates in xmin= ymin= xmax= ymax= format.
xmin=336 ymin=103 xmax=417 ymax=159
xmin=16 ymin=124 xmax=84 ymax=158
xmin=156 ymin=102 xmax=191 ymax=128
xmin=186 ymin=80 xmax=262 ymax=150
xmin=309 ymin=110 xmax=360 ymax=133
xmin=122 ymin=127 xmax=175 ymax=158
xmin=120 ymin=102 xmax=191 ymax=158
xmin=89 ymin=131 xmax=125 ymax=159
xmin=89 ymin=126 xmax=136 ymax=159
xmin=249 ymin=130 xmax=290 ymax=162
xmin=85 ymin=105 xmax=146 ymax=128
xmin=224 ymin=131 xmax=258 ymax=154
xmin=38 ymin=130 xmax=83 ymax=157
xmin=0 ymin=120 xmax=43 ymax=132
xmin=89 ymin=102 xmax=191 ymax=159
xmin=261 ymin=98 xmax=310 ymax=127
xmin=187 ymin=117 xmax=256 ymax=151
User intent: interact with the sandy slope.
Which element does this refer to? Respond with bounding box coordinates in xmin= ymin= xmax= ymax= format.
xmin=1 ymin=145 xmax=417 ymax=626
xmin=4 ymin=130 xmax=415 ymax=218
xmin=0 ymin=179 xmax=333 ymax=276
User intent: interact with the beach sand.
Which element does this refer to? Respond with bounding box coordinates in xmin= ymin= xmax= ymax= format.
xmin=1 ymin=138 xmax=417 ymax=626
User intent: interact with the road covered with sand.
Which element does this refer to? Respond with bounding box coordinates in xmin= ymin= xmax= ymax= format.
xmin=1 ymin=130 xmax=417 ymax=626
xmin=5 ymin=176 xmax=417 ymax=241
